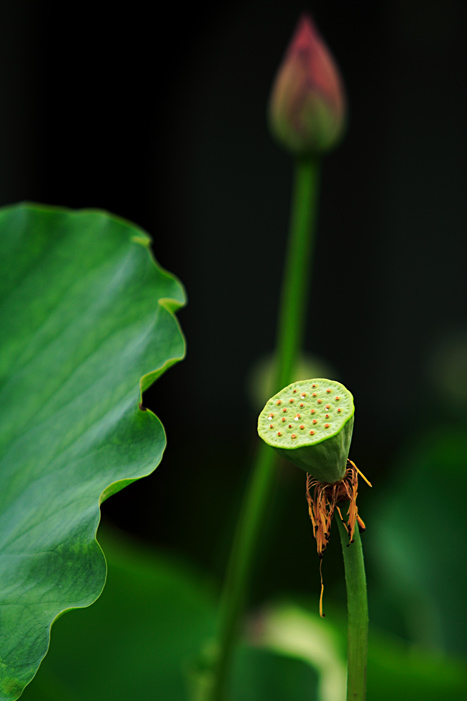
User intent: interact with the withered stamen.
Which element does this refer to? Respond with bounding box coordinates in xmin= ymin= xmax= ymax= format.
xmin=306 ymin=460 xmax=371 ymax=616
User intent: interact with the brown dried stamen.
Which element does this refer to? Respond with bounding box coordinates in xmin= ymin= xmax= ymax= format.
xmin=306 ymin=460 xmax=369 ymax=557
xmin=305 ymin=460 xmax=371 ymax=617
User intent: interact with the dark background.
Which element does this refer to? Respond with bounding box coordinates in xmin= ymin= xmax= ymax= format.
xmin=1 ymin=0 xmax=466 ymax=627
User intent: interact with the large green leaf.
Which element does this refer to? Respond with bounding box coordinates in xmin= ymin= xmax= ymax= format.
xmin=0 ymin=203 xmax=186 ymax=699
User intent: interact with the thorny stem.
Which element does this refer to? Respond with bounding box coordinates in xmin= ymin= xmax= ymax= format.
xmin=336 ymin=515 xmax=369 ymax=701
xmin=207 ymin=158 xmax=320 ymax=700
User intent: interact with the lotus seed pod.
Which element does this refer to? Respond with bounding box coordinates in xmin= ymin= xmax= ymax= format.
xmin=257 ymin=378 xmax=354 ymax=483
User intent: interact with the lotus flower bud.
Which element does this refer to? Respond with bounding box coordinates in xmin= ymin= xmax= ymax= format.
xmin=268 ymin=14 xmax=346 ymax=157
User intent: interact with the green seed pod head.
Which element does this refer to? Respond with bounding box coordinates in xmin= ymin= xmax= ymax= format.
xmin=257 ymin=378 xmax=354 ymax=483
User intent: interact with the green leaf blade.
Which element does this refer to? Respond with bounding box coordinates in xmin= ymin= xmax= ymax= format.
xmin=0 ymin=203 xmax=185 ymax=699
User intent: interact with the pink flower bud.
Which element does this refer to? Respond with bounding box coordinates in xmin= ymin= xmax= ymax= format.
xmin=268 ymin=14 xmax=346 ymax=157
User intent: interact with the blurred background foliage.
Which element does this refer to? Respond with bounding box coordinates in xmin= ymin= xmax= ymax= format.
xmin=1 ymin=0 xmax=466 ymax=698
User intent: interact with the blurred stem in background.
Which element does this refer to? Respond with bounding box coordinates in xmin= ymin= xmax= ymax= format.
xmin=208 ymin=157 xmax=320 ymax=700
xmin=337 ymin=515 xmax=369 ymax=701
xmin=207 ymin=14 xmax=348 ymax=699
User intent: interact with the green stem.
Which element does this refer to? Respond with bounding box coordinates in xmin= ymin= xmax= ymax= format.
xmin=208 ymin=157 xmax=320 ymax=701
xmin=275 ymin=157 xmax=320 ymax=389
xmin=336 ymin=516 xmax=369 ymax=701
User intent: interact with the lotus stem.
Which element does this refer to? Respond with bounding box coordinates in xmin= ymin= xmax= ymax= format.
xmin=207 ymin=157 xmax=320 ymax=700
xmin=336 ymin=514 xmax=369 ymax=701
